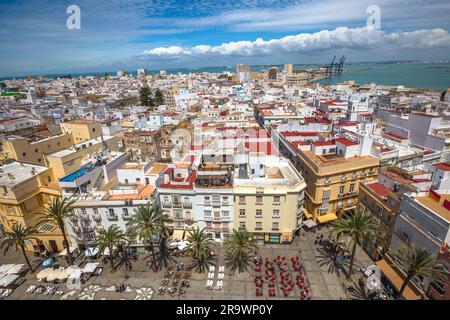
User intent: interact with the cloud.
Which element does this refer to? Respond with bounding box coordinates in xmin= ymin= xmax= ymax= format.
xmin=141 ymin=27 xmax=450 ymax=60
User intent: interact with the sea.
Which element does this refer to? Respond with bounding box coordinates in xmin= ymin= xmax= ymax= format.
xmin=1 ymin=62 xmax=449 ymax=90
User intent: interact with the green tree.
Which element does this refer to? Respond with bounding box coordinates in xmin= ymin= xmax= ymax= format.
xmin=185 ymin=227 xmax=216 ymax=273
xmin=38 ymin=197 xmax=75 ymax=265
xmin=154 ymin=88 xmax=165 ymax=106
xmin=331 ymin=210 xmax=378 ymax=280
xmin=139 ymin=86 xmax=155 ymax=107
xmin=127 ymin=203 xmax=167 ymax=271
xmin=96 ymin=225 xmax=125 ymax=272
xmin=392 ymin=244 xmax=447 ymax=299
xmin=1 ymin=223 xmax=39 ymax=272
xmin=225 ymin=229 xmax=257 ymax=273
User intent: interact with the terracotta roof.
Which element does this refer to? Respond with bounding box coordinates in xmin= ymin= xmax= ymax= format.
xmin=366 ymin=182 xmax=390 ymax=198
xmin=335 ymin=138 xmax=359 ymax=147
xmin=434 ymin=163 xmax=450 ymax=172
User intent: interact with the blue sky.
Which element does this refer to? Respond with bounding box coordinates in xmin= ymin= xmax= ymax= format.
xmin=0 ymin=0 xmax=450 ymax=77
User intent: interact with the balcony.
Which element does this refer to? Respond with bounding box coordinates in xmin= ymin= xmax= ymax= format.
xmin=182 ymin=202 xmax=192 ymax=209
xmin=221 ymin=216 xmax=230 ymax=221
xmin=69 ymin=215 xmax=79 ymax=223
xmin=185 ymin=219 xmax=194 ymax=225
xmin=122 ymin=213 xmax=132 ymax=220
xmin=162 ymin=201 xmax=172 ymax=208
xmin=255 ymin=201 xmax=263 ymax=206
xmin=204 ymin=215 xmax=213 ymax=221
xmin=255 ymin=227 xmax=263 ymax=231
xmin=81 ymin=215 xmax=91 ymax=222
xmin=107 ymin=214 xmax=118 ymax=221
xmin=93 ymin=213 xmax=102 ymax=221
xmin=84 ymin=225 xmax=94 ymax=233
xmin=172 ymin=202 xmax=182 ymax=208
xmin=272 ymin=228 xmax=280 ymax=231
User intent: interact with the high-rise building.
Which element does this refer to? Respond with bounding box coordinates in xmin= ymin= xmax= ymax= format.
xmin=284 ymin=64 xmax=293 ymax=75
xmin=268 ymin=67 xmax=278 ymax=81
xmin=236 ymin=64 xmax=251 ymax=83
xmin=137 ymin=68 xmax=148 ymax=76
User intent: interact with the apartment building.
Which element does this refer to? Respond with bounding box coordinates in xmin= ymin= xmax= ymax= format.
xmin=296 ymin=137 xmax=379 ymax=223
xmin=123 ymin=129 xmax=161 ymax=162
xmin=358 ymin=181 xmax=401 ymax=260
xmin=62 ymin=159 xmax=165 ymax=251
xmin=1 ymin=133 xmax=73 ymax=165
xmin=427 ymin=242 xmax=450 ymax=300
xmin=1 ymin=120 xmax=103 ymax=165
xmin=0 ymin=161 xmax=65 ymax=253
xmin=158 ymin=158 xmax=198 ymax=237
xmin=46 ymin=135 xmax=118 ymax=179
xmin=194 ymin=159 xmax=234 ymax=241
xmin=233 ymin=155 xmax=306 ymax=244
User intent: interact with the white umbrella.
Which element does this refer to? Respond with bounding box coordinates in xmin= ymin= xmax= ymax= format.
xmin=85 ymin=247 xmax=99 ymax=257
xmin=303 ymin=219 xmax=317 ymax=229
xmin=83 ymin=263 xmax=99 ymax=273
xmin=58 ymin=246 xmax=78 ymax=257
xmin=177 ymin=240 xmax=189 ymax=251
xmin=0 ymin=274 xmax=19 ymax=287
xmin=6 ymin=264 xmax=25 ymax=275
xmin=0 ymin=264 xmax=14 ymax=273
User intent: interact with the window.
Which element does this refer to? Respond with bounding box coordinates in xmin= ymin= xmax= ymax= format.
xmin=174 ymin=210 xmax=183 ymax=219
xmin=256 ymin=209 xmax=262 ymax=217
xmin=93 ymin=208 xmax=99 ymax=215
xmin=22 ymin=152 xmax=26 ymax=157
xmin=136 ymin=178 xmax=141 ymax=183
xmin=223 ymin=196 xmax=228 ymax=202
xmin=239 ymin=209 xmax=246 ymax=217
xmin=204 ymin=196 xmax=210 ymax=201
xmin=273 ymin=210 xmax=280 ymax=218
xmin=339 ymin=186 xmax=345 ymax=195
xmin=81 ymin=208 xmax=87 ymax=215
xmin=323 ymin=190 xmax=331 ymax=200
xmin=164 ymin=196 xmax=169 ymax=202
xmin=256 ymin=196 xmax=263 ymax=204
xmin=273 ymin=196 xmax=280 ymax=204
xmin=239 ymin=222 xmax=246 ymax=229
xmin=108 ymin=208 xmax=115 ymax=216
xmin=222 ymin=211 xmax=229 ymax=218
xmin=272 ymin=222 xmax=279 ymax=230
xmin=204 ymin=210 xmax=212 ymax=217
xmin=239 ymin=196 xmax=245 ymax=203
xmin=122 ymin=208 xmax=129 ymax=216
xmin=255 ymin=222 xmax=262 ymax=230
xmin=350 ymin=183 xmax=355 ymax=193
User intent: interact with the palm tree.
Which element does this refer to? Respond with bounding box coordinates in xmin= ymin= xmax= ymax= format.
xmin=96 ymin=225 xmax=125 ymax=272
xmin=392 ymin=244 xmax=447 ymax=299
xmin=1 ymin=223 xmax=39 ymax=272
xmin=38 ymin=197 xmax=76 ymax=265
xmin=185 ymin=227 xmax=216 ymax=273
xmin=225 ymin=229 xmax=257 ymax=273
xmin=154 ymin=237 xmax=177 ymax=271
xmin=331 ymin=210 xmax=378 ymax=280
xmin=118 ymin=228 xmax=138 ymax=272
xmin=127 ymin=203 xmax=168 ymax=271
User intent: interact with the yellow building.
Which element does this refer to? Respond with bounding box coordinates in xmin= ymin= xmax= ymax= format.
xmin=0 ymin=161 xmax=66 ymax=253
xmin=60 ymin=120 xmax=102 ymax=144
xmin=46 ymin=135 xmax=118 ymax=179
xmin=233 ymin=156 xmax=306 ymax=244
xmin=1 ymin=134 xmax=74 ymax=165
xmin=297 ymin=141 xmax=379 ymax=223
xmin=2 ymin=120 xmax=103 ymax=165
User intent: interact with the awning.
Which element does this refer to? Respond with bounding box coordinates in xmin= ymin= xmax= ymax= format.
xmin=317 ymin=213 xmax=338 ymax=224
xmin=302 ymin=208 xmax=313 ymax=219
xmin=376 ymin=259 xmax=423 ymax=300
xmin=303 ymin=219 xmax=317 ymax=229
xmin=172 ymin=229 xmax=186 ymax=241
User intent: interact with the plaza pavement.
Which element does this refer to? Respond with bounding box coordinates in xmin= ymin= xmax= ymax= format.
xmin=0 ymin=229 xmax=375 ymax=301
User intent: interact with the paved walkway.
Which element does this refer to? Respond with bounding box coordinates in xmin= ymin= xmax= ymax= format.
xmin=0 ymin=232 xmax=375 ymax=300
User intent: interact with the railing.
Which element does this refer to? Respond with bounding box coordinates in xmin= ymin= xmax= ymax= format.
xmin=162 ymin=201 xmax=172 ymax=208
xmin=172 ymin=202 xmax=182 ymax=208
xmin=107 ymin=214 xmax=118 ymax=221
xmin=122 ymin=213 xmax=132 ymax=220
xmin=182 ymin=202 xmax=192 ymax=209
xmin=93 ymin=214 xmax=102 ymax=221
